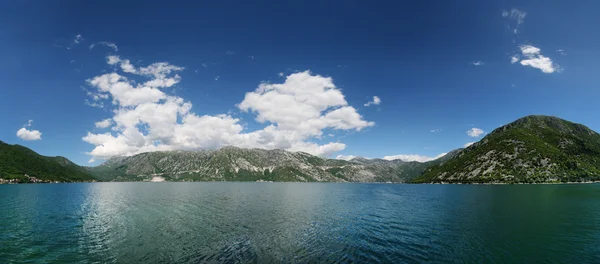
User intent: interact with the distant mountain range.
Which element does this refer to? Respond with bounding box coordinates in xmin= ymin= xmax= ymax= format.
xmin=2 ymin=115 xmax=600 ymax=184
xmin=89 ymin=147 xmax=453 ymax=183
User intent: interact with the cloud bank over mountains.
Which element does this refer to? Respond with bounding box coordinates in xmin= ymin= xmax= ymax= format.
xmin=82 ymin=56 xmax=374 ymax=162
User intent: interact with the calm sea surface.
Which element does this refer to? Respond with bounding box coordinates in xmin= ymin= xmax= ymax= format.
xmin=1 ymin=182 xmax=600 ymax=263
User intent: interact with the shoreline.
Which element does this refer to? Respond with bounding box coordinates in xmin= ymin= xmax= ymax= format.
xmin=2 ymin=180 xmax=600 ymax=185
xmin=425 ymin=181 xmax=600 ymax=185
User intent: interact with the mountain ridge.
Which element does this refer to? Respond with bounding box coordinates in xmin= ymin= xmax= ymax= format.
xmin=0 ymin=141 xmax=95 ymax=183
xmin=414 ymin=115 xmax=600 ymax=183
xmin=3 ymin=115 xmax=600 ymax=184
xmin=89 ymin=146 xmax=447 ymax=182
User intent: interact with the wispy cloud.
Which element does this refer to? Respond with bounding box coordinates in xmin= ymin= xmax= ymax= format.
xmin=472 ymin=61 xmax=484 ymax=66
xmin=511 ymin=56 xmax=519 ymax=64
xmin=502 ymin=8 xmax=527 ymax=34
xmin=90 ymin=41 xmax=118 ymax=52
xmin=74 ymin=34 xmax=84 ymax=44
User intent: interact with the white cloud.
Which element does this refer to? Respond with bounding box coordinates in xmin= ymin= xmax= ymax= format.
xmin=383 ymin=153 xmax=447 ymax=163
xmin=74 ymin=34 xmax=84 ymax=44
xmin=472 ymin=61 xmax=484 ymax=66
xmin=214 ymin=76 xmax=220 ymax=81
xmin=363 ymin=96 xmax=381 ymax=107
xmin=226 ymin=51 xmax=234 ymax=55
xmin=502 ymin=8 xmax=527 ymax=34
xmin=511 ymin=56 xmax=519 ymax=64
xmin=464 ymin=142 xmax=475 ymax=148
xmin=107 ymin=55 xmax=121 ymax=65
xmin=95 ymin=119 xmax=112 ymax=128
xmin=104 ymin=55 xmax=184 ymax=87
xmin=521 ymin=45 xmax=540 ymax=56
xmin=557 ymin=49 xmax=566 ymax=55
xmin=278 ymin=72 xmax=284 ymax=77
xmin=83 ymin=58 xmax=374 ymax=161
xmin=467 ymin=128 xmax=484 ymax=137
xmin=336 ymin=154 xmax=357 ymax=161
xmin=502 ymin=8 xmax=527 ymax=24
xmin=17 ymin=126 xmax=42 ymax=141
xmin=90 ymin=41 xmax=118 ymax=52
xmin=517 ymin=45 xmax=559 ymax=73
xmin=430 ymin=129 xmax=441 ymax=133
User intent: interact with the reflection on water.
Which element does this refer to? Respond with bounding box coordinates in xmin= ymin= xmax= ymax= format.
xmin=1 ymin=183 xmax=600 ymax=263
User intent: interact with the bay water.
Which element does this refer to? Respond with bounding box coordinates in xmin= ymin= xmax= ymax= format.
xmin=1 ymin=183 xmax=599 ymax=263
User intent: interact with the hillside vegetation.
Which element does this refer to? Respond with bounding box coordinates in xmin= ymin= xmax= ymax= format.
xmin=414 ymin=116 xmax=600 ymax=183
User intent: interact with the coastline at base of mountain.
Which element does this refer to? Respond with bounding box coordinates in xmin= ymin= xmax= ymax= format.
xmin=2 ymin=115 xmax=600 ymax=184
xmin=412 ymin=115 xmax=600 ymax=184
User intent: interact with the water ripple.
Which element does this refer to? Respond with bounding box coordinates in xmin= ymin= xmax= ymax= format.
xmin=2 ymin=183 xmax=600 ymax=263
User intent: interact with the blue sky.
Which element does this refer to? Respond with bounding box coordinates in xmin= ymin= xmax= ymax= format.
xmin=1 ymin=0 xmax=599 ymax=165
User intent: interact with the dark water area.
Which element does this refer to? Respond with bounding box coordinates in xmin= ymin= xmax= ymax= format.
xmin=1 ymin=182 xmax=600 ymax=263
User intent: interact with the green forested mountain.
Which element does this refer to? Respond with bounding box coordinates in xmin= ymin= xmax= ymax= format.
xmin=4 ymin=115 xmax=599 ymax=184
xmin=0 ymin=141 xmax=95 ymax=182
xmin=414 ymin=115 xmax=600 ymax=183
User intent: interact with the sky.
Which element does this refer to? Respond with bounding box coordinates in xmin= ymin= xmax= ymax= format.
xmin=1 ymin=0 xmax=599 ymax=166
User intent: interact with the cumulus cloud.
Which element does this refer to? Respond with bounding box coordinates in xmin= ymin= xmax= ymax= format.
xmin=464 ymin=142 xmax=475 ymax=148
xmin=383 ymin=153 xmax=447 ymax=163
xmin=364 ymin=96 xmax=381 ymax=107
xmin=467 ymin=128 xmax=484 ymax=137
xmin=472 ymin=61 xmax=484 ymax=66
xmin=95 ymin=119 xmax=112 ymax=128
xmin=82 ymin=57 xmax=374 ymax=161
xmin=16 ymin=120 xmax=42 ymax=141
xmin=90 ymin=41 xmax=118 ymax=52
xmin=516 ymin=45 xmax=559 ymax=73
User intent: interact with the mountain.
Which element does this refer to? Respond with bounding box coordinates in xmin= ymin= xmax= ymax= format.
xmin=90 ymin=146 xmax=451 ymax=182
xmin=0 ymin=141 xmax=95 ymax=183
xmin=414 ymin=115 xmax=600 ymax=183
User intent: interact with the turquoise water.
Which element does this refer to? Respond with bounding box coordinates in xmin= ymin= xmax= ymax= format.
xmin=1 ymin=183 xmax=600 ymax=263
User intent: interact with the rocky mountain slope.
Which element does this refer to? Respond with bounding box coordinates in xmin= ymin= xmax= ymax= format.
xmin=0 ymin=141 xmax=95 ymax=183
xmin=89 ymin=146 xmax=454 ymax=182
xmin=414 ymin=115 xmax=600 ymax=183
